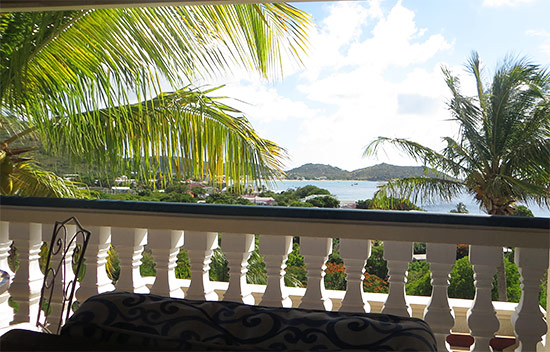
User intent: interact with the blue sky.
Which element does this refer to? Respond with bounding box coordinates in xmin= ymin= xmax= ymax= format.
xmin=214 ymin=0 xmax=550 ymax=171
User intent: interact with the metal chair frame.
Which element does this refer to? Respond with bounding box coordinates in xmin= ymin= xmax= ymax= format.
xmin=37 ymin=217 xmax=91 ymax=334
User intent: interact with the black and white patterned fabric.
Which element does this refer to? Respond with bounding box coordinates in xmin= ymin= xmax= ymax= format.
xmin=61 ymin=292 xmax=436 ymax=351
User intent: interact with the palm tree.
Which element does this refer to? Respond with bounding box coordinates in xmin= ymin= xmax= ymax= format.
xmin=365 ymin=52 xmax=550 ymax=300
xmin=0 ymin=6 xmax=311 ymax=196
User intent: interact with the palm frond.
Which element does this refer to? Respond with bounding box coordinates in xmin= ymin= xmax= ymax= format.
xmin=36 ymin=86 xmax=286 ymax=187
xmin=375 ymin=176 xmax=467 ymax=205
xmin=6 ymin=161 xmax=87 ymax=198
xmin=364 ymin=137 xmax=468 ymax=176
xmin=1 ymin=7 xmax=310 ymax=190
xmin=442 ymin=64 xmax=491 ymax=164
xmin=2 ymin=6 xmax=312 ymax=120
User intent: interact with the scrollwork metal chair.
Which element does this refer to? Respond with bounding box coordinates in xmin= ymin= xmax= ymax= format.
xmin=37 ymin=217 xmax=90 ymax=334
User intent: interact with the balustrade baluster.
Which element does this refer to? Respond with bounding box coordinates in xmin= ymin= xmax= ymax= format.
xmin=185 ymin=231 xmax=218 ymax=301
xmin=424 ymin=243 xmax=457 ymax=352
xmin=221 ymin=233 xmax=254 ymax=304
xmin=0 ymin=221 xmax=13 ymax=277
xmin=0 ymin=221 xmax=14 ymax=328
xmin=382 ymin=241 xmax=413 ymax=317
xmin=77 ymin=226 xmax=115 ymax=302
xmin=339 ymin=238 xmax=370 ymax=313
xmin=511 ymin=247 xmax=548 ymax=352
xmin=300 ymin=237 xmax=332 ymax=311
xmin=148 ymin=229 xmax=184 ymax=298
xmin=111 ymin=227 xmax=149 ymax=293
xmin=259 ymin=235 xmax=292 ymax=307
xmin=9 ymin=222 xmax=43 ymax=324
xmin=467 ymin=245 xmax=500 ymax=352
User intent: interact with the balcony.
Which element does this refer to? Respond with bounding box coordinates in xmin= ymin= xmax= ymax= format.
xmin=0 ymin=196 xmax=549 ymax=351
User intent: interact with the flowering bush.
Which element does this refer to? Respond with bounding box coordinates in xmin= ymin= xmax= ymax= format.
xmin=324 ymin=262 xmax=347 ymax=290
xmin=456 ymin=244 xmax=469 ymax=260
xmin=363 ymin=272 xmax=389 ymax=293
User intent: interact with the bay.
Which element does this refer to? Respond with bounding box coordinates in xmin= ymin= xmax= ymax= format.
xmin=269 ymin=180 xmax=550 ymax=218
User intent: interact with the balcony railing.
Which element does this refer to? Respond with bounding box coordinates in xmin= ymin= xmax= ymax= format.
xmin=0 ymin=196 xmax=549 ymax=351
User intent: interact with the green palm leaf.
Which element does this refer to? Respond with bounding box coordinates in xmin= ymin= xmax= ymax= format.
xmin=365 ymin=52 xmax=550 ymax=215
xmin=3 ymin=159 xmax=86 ymax=198
xmin=376 ymin=176 xmax=466 ymax=206
xmin=0 ymin=5 xmax=312 ymax=192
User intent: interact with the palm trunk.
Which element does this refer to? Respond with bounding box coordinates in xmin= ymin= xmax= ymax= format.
xmin=496 ymin=250 xmax=507 ymax=301
xmin=487 ymin=203 xmax=508 ymax=301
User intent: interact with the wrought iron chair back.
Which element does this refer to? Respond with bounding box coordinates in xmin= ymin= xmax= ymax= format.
xmin=37 ymin=217 xmax=90 ymax=334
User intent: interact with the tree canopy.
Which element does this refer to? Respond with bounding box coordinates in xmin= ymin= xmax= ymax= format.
xmin=365 ymin=52 xmax=550 ymax=216
xmin=0 ymin=6 xmax=312 ymax=196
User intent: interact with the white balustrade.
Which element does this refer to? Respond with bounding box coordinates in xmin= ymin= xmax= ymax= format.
xmin=0 ymin=200 xmax=548 ymax=352
xmin=111 ymin=227 xmax=149 ymax=293
xmin=511 ymin=247 xmax=549 ymax=352
xmin=76 ymin=226 xmax=115 ymax=302
xmin=339 ymin=238 xmax=371 ymax=313
xmin=0 ymin=221 xmax=14 ymax=328
xmin=149 ymin=229 xmax=184 ymax=298
xmin=300 ymin=237 xmax=332 ymax=310
xmin=0 ymin=222 xmax=13 ymax=277
xmin=8 ymin=222 xmax=43 ymax=324
xmin=382 ymin=241 xmax=413 ymax=317
xmin=259 ymin=235 xmax=292 ymax=307
xmin=424 ymin=243 xmax=457 ymax=352
xmin=184 ymin=231 xmax=218 ymax=301
xmin=468 ymin=245 xmax=501 ymax=352
xmin=221 ymin=233 xmax=254 ymax=304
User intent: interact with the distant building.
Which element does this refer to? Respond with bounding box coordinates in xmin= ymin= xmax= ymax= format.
xmin=63 ymin=173 xmax=80 ymax=181
xmin=241 ymin=195 xmax=277 ymax=206
xmin=114 ymin=175 xmax=136 ymax=185
xmin=340 ymin=200 xmax=356 ymax=209
xmin=111 ymin=186 xmax=131 ymax=193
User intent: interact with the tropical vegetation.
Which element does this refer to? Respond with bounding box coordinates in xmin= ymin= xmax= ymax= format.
xmin=365 ymin=52 xmax=550 ymax=300
xmin=365 ymin=52 xmax=549 ymax=216
xmin=0 ymin=6 xmax=312 ymax=197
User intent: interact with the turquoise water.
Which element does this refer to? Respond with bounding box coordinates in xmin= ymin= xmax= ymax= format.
xmin=269 ymin=180 xmax=550 ymax=218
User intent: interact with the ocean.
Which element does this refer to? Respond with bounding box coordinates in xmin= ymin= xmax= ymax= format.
xmin=268 ymin=180 xmax=550 ymax=218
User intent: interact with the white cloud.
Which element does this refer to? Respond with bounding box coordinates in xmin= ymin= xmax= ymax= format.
xmin=217 ymin=83 xmax=317 ymax=123
xmin=525 ymin=29 xmax=549 ymax=37
xmin=483 ymin=0 xmax=536 ymax=7
xmin=283 ymin=1 xmax=455 ymax=170
xmin=525 ymin=29 xmax=550 ymax=57
xmin=211 ymin=1 xmax=460 ymax=170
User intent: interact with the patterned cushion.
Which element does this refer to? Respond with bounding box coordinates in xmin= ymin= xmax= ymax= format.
xmin=62 ymin=292 xmax=436 ymax=351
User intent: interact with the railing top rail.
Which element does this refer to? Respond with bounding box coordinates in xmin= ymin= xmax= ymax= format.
xmin=1 ymin=195 xmax=548 ymax=230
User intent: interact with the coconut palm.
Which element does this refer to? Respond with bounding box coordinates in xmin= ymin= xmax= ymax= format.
xmin=0 ymin=6 xmax=311 ymax=196
xmin=365 ymin=52 xmax=550 ymax=300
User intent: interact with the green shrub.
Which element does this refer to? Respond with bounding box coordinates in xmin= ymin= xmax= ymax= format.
xmin=285 ymin=241 xmax=307 ymax=287
xmin=406 ymin=261 xmax=432 ymax=296
xmin=140 ymin=247 xmax=156 ymax=277
xmin=175 ymin=249 xmax=191 ymax=279
xmin=365 ymin=244 xmax=387 ymax=280
xmin=307 ymin=196 xmax=340 ymax=208
xmin=448 ymin=257 xmax=475 ymax=299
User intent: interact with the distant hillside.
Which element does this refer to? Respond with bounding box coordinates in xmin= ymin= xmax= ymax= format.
xmin=350 ymin=163 xmax=432 ymax=181
xmin=285 ymin=163 xmax=351 ymax=179
xmin=286 ymin=162 xmax=435 ymax=181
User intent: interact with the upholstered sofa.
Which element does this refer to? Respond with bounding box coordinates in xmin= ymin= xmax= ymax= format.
xmin=1 ymin=291 xmax=436 ymax=351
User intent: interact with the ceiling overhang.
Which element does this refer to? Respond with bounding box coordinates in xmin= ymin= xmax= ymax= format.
xmin=1 ymin=0 xmax=318 ymax=12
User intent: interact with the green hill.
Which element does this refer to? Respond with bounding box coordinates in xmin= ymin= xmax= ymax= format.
xmin=285 ymin=162 xmax=435 ymax=181
xmin=350 ymin=163 xmax=431 ymax=181
xmin=285 ymin=163 xmax=351 ymax=179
